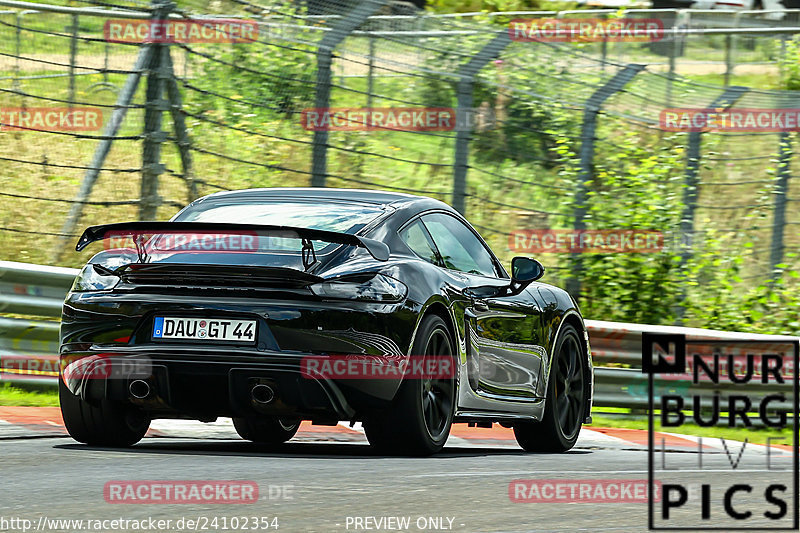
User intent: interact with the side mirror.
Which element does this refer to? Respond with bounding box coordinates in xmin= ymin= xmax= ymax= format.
xmin=467 ymin=257 xmax=545 ymax=299
xmin=505 ymin=257 xmax=544 ymax=296
xmin=512 ymin=257 xmax=545 ymax=283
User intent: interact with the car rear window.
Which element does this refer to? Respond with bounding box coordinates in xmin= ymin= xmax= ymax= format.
xmin=175 ymin=200 xmax=386 ymax=235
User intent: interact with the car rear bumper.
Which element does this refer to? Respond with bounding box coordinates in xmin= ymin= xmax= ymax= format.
xmin=60 ymin=290 xmax=421 ymax=421
xmin=59 ymin=348 xmax=407 ymax=421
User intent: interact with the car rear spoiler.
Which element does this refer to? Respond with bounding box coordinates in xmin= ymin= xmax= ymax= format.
xmin=75 ymin=222 xmax=390 ymax=261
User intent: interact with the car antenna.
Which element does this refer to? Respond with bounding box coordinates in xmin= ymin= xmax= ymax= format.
xmin=301 ymin=238 xmax=317 ymax=271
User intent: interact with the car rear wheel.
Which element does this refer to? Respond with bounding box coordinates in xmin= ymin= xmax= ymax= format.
xmin=514 ymin=323 xmax=586 ymax=453
xmin=233 ymin=416 xmax=300 ymax=444
xmin=363 ymin=314 xmax=456 ymax=456
xmin=59 ymin=380 xmax=150 ymax=447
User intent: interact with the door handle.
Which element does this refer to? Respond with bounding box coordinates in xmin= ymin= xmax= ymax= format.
xmin=473 ymin=299 xmax=489 ymax=312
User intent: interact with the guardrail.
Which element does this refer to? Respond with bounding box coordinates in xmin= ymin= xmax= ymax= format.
xmin=0 ymin=260 xmax=77 ymax=317
xmin=0 ymin=260 xmax=72 ymax=386
xmin=0 ymin=261 xmax=796 ymax=416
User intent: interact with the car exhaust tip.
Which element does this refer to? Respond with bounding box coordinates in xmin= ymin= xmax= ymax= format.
xmin=129 ymin=379 xmax=151 ymax=399
xmin=251 ymin=384 xmax=275 ymax=405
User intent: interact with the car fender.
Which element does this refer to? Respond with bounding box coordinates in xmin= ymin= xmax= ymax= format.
xmin=537 ymin=286 xmax=593 ymax=414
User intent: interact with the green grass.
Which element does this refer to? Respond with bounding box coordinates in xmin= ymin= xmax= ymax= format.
xmin=590 ymin=414 xmax=795 ymax=446
xmin=685 ymin=71 xmax=784 ymax=90
xmin=0 ymin=383 xmax=59 ymax=407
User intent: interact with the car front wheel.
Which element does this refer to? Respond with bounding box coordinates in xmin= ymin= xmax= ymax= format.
xmin=514 ymin=323 xmax=587 ymax=452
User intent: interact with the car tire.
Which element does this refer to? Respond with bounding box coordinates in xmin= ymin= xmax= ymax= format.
xmin=363 ymin=314 xmax=456 ymax=456
xmin=514 ymin=323 xmax=587 ymax=453
xmin=59 ymin=380 xmax=150 ymax=447
xmin=233 ymin=416 xmax=300 ymax=444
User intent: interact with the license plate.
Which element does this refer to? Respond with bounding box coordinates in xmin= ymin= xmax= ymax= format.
xmin=152 ymin=317 xmax=257 ymax=344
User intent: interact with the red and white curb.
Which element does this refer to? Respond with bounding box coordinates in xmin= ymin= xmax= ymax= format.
xmin=0 ymin=407 xmax=786 ymax=455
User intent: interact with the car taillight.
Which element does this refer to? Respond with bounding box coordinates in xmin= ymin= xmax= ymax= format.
xmin=310 ymin=273 xmax=407 ymax=303
xmin=71 ymin=253 xmax=131 ymax=292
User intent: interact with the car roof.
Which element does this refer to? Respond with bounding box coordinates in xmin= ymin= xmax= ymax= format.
xmin=197 ymin=187 xmax=427 ymax=207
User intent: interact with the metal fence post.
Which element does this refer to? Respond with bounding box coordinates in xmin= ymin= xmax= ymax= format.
xmin=311 ymin=0 xmax=388 ymax=187
xmin=13 ymin=10 xmax=37 ymax=91
xmin=367 ymin=34 xmax=375 ymax=109
xmin=667 ymin=26 xmax=677 ymax=108
xmin=452 ymin=32 xmax=511 ymax=215
xmin=139 ymin=1 xmax=177 ymax=220
xmin=103 ymin=40 xmax=110 ymax=85
xmin=311 ymin=50 xmax=332 ymax=187
xmin=600 ymin=38 xmax=607 ymax=72
xmin=52 ymin=44 xmax=155 ymax=261
xmin=674 ymin=86 xmax=748 ymax=320
xmin=452 ymin=77 xmax=472 ymax=216
xmin=679 ymin=86 xmax=748 ymax=262
xmin=566 ymin=64 xmax=645 ymax=299
xmin=770 ymin=132 xmax=792 ymax=281
xmin=164 ymin=52 xmax=196 ymax=203
xmin=69 ymin=13 xmax=78 ymax=110
xmin=139 ymin=40 xmax=169 ymax=220
xmin=13 ymin=12 xmax=20 ymax=91
xmin=723 ymin=34 xmax=733 ymax=87
xmin=666 ymin=10 xmax=688 ymax=108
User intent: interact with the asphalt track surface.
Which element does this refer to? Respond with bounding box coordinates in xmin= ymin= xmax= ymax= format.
xmin=1 ymin=421 xmax=796 ymax=533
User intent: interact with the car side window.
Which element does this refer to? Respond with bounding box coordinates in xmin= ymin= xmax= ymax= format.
xmin=421 ymin=213 xmax=498 ymax=277
xmin=399 ymin=219 xmax=440 ymax=265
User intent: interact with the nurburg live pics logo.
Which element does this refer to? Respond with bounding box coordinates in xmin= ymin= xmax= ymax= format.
xmin=643 ymin=333 xmax=800 ymax=530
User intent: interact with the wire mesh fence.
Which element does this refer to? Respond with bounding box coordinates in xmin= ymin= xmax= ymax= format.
xmin=1 ymin=0 xmax=800 ymax=329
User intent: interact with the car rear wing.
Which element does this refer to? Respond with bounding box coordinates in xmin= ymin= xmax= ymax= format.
xmin=75 ymin=222 xmax=391 ymax=262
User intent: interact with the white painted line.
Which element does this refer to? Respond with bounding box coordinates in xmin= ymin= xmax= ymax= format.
xmin=338 ymin=421 xmax=364 ymax=433
xmin=410 ymin=468 xmax=792 ymax=478
xmin=578 ymin=428 xmax=636 ymax=446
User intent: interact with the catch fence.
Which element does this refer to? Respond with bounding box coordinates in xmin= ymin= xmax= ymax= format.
xmin=0 ymin=0 xmax=799 ymax=328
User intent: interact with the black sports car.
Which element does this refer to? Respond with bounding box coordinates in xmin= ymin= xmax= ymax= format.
xmin=60 ymin=188 xmax=593 ymax=455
